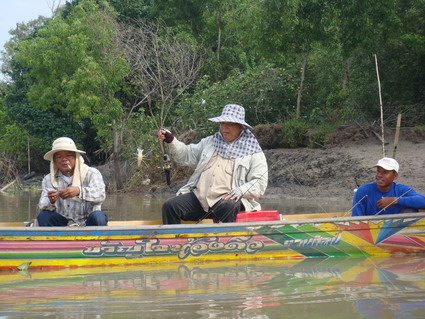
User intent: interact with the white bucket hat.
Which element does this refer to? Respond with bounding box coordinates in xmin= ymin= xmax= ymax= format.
xmin=375 ymin=157 xmax=399 ymax=173
xmin=43 ymin=137 xmax=86 ymax=161
xmin=208 ymin=104 xmax=252 ymax=129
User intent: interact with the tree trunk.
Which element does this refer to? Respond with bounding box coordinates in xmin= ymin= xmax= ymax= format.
xmin=112 ymin=120 xmax=123 ymax=190
xmin=296 ymin=54 xmax=308 ymax=119
xmin=216 ymin=14 xmax=221 ymax=63
xmin=342 ymin=57 xmax=352 ymax=98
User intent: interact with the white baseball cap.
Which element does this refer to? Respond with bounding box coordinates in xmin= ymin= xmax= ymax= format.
xmin=375 ymin=157 xmax=399 ymax=173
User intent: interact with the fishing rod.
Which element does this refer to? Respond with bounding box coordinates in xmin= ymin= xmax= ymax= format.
xmin=375 ymin=188 xmax=412 ymax=215
xmin=158 ymin=129 xmax=172 ymax=186
xmin=206 ymin=170 xmax=415 ymax=223
xmin=347 ymin=187 xmax=414 ymax=217
xmin=159 ymin=141 xmax=171 ymax=186
xmin=348 ymin=194 xmax=368 ymax=217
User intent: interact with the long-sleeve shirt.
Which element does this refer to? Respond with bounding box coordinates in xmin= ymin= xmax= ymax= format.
xmin=167 ymin=135 xmax=268 ymax=212
xmin=352 ymin=182 xmax=425 ymax=216
xmin=38 ymin=167 xmax=106 ymax=226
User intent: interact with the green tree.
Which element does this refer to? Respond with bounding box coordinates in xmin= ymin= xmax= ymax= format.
xmin=175 ymin=63 xmax=297 ymax=137
xmin=13 ymin=0 xmax=129 ymax=187
xmin=1 ymin=15 xmax=86 ymax=159
xmin=332 ymin=0 xmax=401 ymax=121
xmin=259 ymin=0 xmax=332 ymax=119
xmin=15 ymin=0 xmax=128 ymax=138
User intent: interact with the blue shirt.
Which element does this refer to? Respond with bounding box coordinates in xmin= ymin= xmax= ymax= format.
xmin=352 ymin=182 xmax=425 ymax=216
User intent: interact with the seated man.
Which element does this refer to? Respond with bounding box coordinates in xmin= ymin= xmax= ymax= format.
xmin=37 ymin=137 xmax=108 ymax=226
xmin=158 ymin=104 xmax=268 ymax=224
xmin=352 ymin=157 xmax=425 ymax=216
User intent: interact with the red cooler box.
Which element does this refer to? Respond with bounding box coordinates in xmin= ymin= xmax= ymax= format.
xmin=236 ymin=210 xmax=280 ymax=222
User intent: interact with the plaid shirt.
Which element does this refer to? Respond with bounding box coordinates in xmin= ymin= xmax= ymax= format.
xmin=38 ymin=167 xmax=106 ymax=226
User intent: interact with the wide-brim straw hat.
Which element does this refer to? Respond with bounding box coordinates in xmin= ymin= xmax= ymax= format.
xmin=208 ymin=104 xmax=252 ymax=129
xmin=43 ymin=137 xmax=86 ymax=161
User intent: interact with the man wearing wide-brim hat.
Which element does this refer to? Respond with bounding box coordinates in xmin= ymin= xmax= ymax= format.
xmin=158 ymin=104 xmax=268 ymax=224
xmin=352 ymin=157 xmax=425 ymax=216
xmin=37 ymin=137 xmax=108 ymax=226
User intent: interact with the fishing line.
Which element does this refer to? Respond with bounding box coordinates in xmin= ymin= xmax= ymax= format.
xmin=196 ymin=154 xmax=271 ymax=224
xmin=193 ymin=149 xmax=410 ymax=296
xmin=375 ymin=188 xmax=412 ymax=215
xmin=337 ymin=189 xmax=415 ymax=293
xmin=282 ymin=166 xmax=337 ymax=217
xmin=346 ymin=194 xmax=368 ymax=217
xmin=79 ymin=154 xmax=87 ymax=221
xmin=198 ymin=151 xmax=355 ymax=224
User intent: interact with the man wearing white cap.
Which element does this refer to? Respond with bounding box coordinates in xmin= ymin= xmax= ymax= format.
xmin=37 ymin=137 xmax=108 ymax=226
xmin=158 ymin=104 xmax=268 ymax=224
xmin=352 ymin=157 xmax=425 ymax=216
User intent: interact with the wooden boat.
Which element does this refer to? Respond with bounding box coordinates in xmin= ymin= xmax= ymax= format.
xmin=1 ymin=211 xmax=425 ymax=270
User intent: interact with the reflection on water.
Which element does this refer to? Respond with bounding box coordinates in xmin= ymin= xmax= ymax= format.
xmin=0 ymin=256 xmax=425 ymax=318
xmin=0 ymin=191 xmax=351 ymax=223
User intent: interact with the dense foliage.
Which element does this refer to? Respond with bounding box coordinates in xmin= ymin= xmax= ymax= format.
xmin=1 ymin=0 xmax=424 ymax=187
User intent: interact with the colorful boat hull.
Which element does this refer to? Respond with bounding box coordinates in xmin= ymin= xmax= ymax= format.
xmin=1 ymin=212 xmax=425 ymax=270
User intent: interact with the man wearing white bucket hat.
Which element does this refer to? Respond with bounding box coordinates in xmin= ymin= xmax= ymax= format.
xmin=352 ymin=157 xmax=425 ymax=216
xmin=158 ymin=104 xmax=268 ymax=224
xmin=37 ymin=137 xmax=108 ymax=226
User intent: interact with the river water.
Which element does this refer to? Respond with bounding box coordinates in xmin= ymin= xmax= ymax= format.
xmin=1 ymin=256 xmax=425 ymax=318
xmin=0 ymin=191 xmax=351 ymax=223
xmin=1 ymin=192 xmax=425 ymax=318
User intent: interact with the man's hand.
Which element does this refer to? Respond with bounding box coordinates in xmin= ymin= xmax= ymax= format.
xmin=58 ymin=186 xmax=80 ymax=199
xmin=158 ymin=129 xmax=174 ymax=143
xmin=377 ymin=197 xmax=398 ymax=210
xmin=223 ymin=188 xmax=242 ymax=201
xmin=48 ymin=190 xmax=59 ymax=204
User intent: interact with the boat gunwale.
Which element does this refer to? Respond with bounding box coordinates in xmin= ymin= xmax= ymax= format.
xmin=0 ymin=212 xmax=424 ymax=232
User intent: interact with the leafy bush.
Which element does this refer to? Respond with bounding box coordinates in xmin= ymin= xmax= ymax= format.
xmin=0 ymin=123 xmax=47 ymax=171
xmin=279 ymin=119 xmax=333 ymax=149
xmin=280 ymin=119 xmax=309 ymax=148
xmin=174 ymin=63 xmax=298 ymax=138
xmin=306 ymin=125 xmax=333 ymax=148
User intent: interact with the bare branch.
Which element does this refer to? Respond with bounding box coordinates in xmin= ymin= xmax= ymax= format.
xmin=47 ymin=0 xmax=63 ymax=15
xmin=119 ymin=20 xmax=204 ymax=128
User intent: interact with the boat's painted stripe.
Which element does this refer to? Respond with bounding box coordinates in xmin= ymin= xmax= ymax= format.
xmin=0 ymin=226 xmax=251 ymax=237
xmin=376 ymin=218 xmax=421 ymax=244
xmin=268 ymin=224 xmax=329 ymax=257
xmin=0 ymin=231 xmax=258 ymax=241
xmin=1 ymin=214 xmax=425 ymax=269
xmin=0 ymin=234 xmax=279 ymax=252
xmin=295 ymin=224 xmax=351 ymax=257
xmin=0 ymin=250 xmax=306 ymax=269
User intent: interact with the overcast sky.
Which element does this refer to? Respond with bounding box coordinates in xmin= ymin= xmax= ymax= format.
xmin=0 ymin=0 xmax=57 ymax=52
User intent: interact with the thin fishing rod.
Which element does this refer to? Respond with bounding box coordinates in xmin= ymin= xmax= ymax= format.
xmin=346 ymin=188 xmax=413 ymax=217
xmin=346 ymin=194 xmax=368 ymax=217
xmin=375 ymin=188 xmax=412 ymax=215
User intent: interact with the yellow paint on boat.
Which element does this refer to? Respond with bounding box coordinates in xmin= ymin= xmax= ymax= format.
xmin=0 ymin=249 xmax=305 ymax=269
xmin=0 ymin=230 xmax=259 ymax=241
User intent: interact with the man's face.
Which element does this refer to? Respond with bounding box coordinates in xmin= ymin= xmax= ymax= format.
xmin=219 ymin=122 xmax=243 ymax=142
xmin=54 ymin=151 xmax=76 ymax=175
xmin=375 ymin=166 xmax=398 ymax=192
